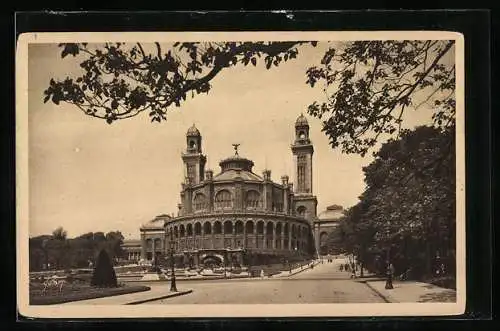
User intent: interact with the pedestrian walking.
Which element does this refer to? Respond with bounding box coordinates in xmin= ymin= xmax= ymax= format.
xmin=339 ymin=264 xmax=344 ymax=272
xmin=260 ymin=269 xmax=265 ymax=279
xmin=385 ymin=262 xmax=395 ymax=289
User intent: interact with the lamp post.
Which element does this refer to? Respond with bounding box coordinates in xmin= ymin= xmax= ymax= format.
xmin=385 ymin=227 xmax=394 ymax=290
xmin=223 ymin=251 xmax=227 ymax=278
xmin=169 ymin=229 xmax=177 ymax=292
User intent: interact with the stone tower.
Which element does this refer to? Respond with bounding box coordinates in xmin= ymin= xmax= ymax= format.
xmin=182 ymin=124 xmax=207 ymax=185
xmin=291 ymin=114 xmax=319 ymax=255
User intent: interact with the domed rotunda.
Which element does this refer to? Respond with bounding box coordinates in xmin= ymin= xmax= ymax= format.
xmin=139 ymin=116 xmax=320 ymax=270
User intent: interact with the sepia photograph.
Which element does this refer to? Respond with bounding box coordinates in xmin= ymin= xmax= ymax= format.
xmin=16 ymin=31 xmax=465 ymax=318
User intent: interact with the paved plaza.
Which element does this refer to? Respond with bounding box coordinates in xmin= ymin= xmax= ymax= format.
xmin=143 ymin=259 xmax=384 ymax=304
xmin=59 ymin=258 xmax=456 ymax=305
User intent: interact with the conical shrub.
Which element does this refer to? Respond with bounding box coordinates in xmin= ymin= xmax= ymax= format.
xmin=90 ymin=249 xmax=118 ymax=287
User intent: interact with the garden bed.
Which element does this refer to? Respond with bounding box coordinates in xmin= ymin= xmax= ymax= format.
xmin=29 ymin=282 xmax=151 ymax=305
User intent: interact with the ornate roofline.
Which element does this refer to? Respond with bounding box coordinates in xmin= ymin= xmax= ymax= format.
xmin=165 ymin=211 xmax=311 ymax=225
xmin=185 ymin=178 xmax=288 ymax=190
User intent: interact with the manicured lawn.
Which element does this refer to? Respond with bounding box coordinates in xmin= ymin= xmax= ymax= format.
xmin=29 ymin=282 xmax=150 ymax=305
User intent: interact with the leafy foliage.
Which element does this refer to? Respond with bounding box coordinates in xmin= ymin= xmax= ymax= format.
xmin=52 ymin=226 xmax=67 ymax=240
xmin=90 ymin=249 xmax=118 ymax=288
xmin=43 ymin=42 xmax=310 ymax=124
xmin=29 ymin=229 xmax=125 ymax=271
xmin=43 ymin=40 xmax=455 ymax=160
xmin=329 ymin=126 xmax=455 ymax=279
xmin=305 ymin=40 xmax=455 ymax=156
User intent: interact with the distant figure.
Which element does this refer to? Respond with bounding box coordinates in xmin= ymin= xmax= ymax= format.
xmin=385 ymin=262 xmax=395 ymax=289
xmin=260 ymin=269 xmax=265 ymax=279
xmin=340 ymin=264 xmax=344 ymax=272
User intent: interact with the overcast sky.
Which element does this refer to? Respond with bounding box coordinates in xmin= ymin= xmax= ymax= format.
xmin=27 ymin=42 xmax=441 ymax=239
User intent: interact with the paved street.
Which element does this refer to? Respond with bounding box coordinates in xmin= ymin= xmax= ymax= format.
xmin=143 ymin=259 xmax=385 ymax=304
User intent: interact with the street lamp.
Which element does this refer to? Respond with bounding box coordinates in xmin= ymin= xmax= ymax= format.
xmin=169 ymin=229 xmax=178 ymax=292
xmin=385 ymin=227 xmax=394 ymax=290
xmin=223 ymin=250 xmax=227 ymax=278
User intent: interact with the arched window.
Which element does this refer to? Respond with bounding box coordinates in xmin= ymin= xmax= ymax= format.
xmin=284 ymin=223 xmax=290 ymax=237
xmin=223 ymin=221 xmax=233 ymax=235
xmin=266 ymin=222 xmax=274 ymax=236
xmin=245 ymin=221 xmax=254 ymax=234
xmin=194 ymin=222 xmax=202 ymax=236
xmin=174 ymin=226 xmax=178 ymax=238
xmin=256 ymin=221 xmax=264 ymax=235
xmin=193 ymin=193 xmax=207 ymax=211
xmin=215 ymin=190 xmax=232 ymax=209
xmin=203 ymin=222 xmax=212 ymax=235
xmin=213 ymin=221 xmax=222 ymax=234
xmin=320 ymin=232 xmax=329 ymax=247
xmin=186 ymin=223 xmax=193 ymax=236
xmin=303 ymin=227 xmax=308 ymax=238
xmin=179 ymin=224 xmax=186 ymax=237
xmin=276 ymin=222 xmax=283 ymax=236
xmin=246 ymin=190 xmax=260 ymax=208
xmin=235 ymin=221 xmax=244 ymax=234
xmin=297 ymin=206 xmax=306 ymax=217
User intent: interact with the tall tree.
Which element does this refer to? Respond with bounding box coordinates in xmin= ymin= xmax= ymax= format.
xmin=337 ymin=126 xmax=455 ymax=279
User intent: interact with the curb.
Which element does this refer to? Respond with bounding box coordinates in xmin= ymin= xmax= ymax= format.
xmin=121 ymin=275 xmax=251 ymax=282
xmin=361 ymin=281 xmax=392 ymax=303
xmin=126 ymin=289 xmax=193 ymax=305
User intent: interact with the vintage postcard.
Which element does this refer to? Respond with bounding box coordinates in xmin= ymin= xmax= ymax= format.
xmin=16 ymin=31 xmax=465 ymax=318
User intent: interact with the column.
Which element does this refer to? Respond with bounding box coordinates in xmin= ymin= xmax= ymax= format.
xmin=152 ymin=239 xmax=156 ymax=262
xmin=211 ymin=223 xmax=215 ymax=249
xmin=315 ymin=224 xmax=320 ymax=256
xmin=194 ymin=252 xmax=200 ymax=268
xmin=262 ymin=182 xmax=268 ymax=210
xmin=280 ymin=226 xmax=284 ymax=251
xmin=232 ymin=221 xmax=236 ymax=248
xmin=193 ymin=225 xmax=197 ymax=250
xmin=263 ymin=222 xmax=267 ymax=249
xmin=140 ymin=234 xmax=146 ymax=260
xmin=243 ymin=221 xmax=247 ymax=248
xmin=282 ymin=176 xmax=289 ymax=214
xmin=272 ymin=223 xmax=276 ymax=249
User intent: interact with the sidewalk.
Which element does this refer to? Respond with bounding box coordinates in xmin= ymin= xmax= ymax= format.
xmin=365 ymin=280 xmax=457 ymax=303
xmin=61 ymin=286 xmax=192 ymax=305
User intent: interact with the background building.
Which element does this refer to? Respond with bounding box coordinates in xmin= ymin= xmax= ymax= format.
xmin=315 ymin=204 xmax=345 ymax=255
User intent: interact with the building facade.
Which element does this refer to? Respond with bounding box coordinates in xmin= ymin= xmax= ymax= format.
xmin=121 ymin=239 xmax=142 ymax=262
xmin=138 ymin=115 xmax=321 ymax=269
xmin=315 ymin=204 xmax=345 ymax=255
